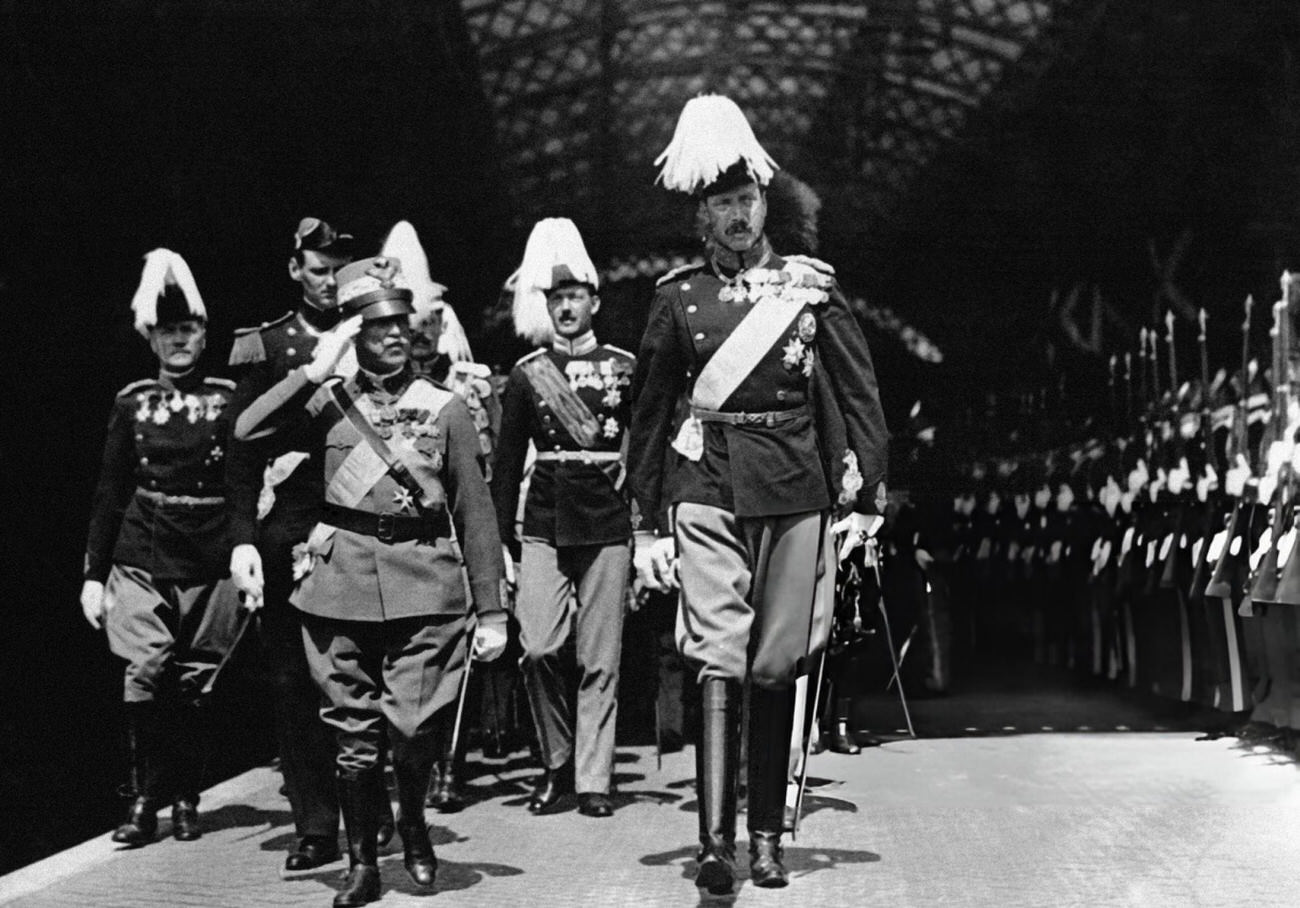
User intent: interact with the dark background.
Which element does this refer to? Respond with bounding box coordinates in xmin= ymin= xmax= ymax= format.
xmin=4 ymin=0 xmax=1300 ymax=873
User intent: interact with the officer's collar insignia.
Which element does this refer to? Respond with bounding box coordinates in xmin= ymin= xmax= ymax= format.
xmin=552 ymin=331 xmax=598 ymax=356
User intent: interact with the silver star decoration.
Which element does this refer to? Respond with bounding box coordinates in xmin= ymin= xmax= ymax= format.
xmin=392 ymin=487 xmax=416 ymax=514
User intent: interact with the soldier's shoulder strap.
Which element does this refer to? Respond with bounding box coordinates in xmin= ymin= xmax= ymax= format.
xmin=229 ymin=311 xmax=294 ymax=366
xmin=601 ymin=343 xmax=635 ymax=361
xmin=203 ymin=376 xmax=237 ymax=391
xmin=655 ymin=262 xmax=706 ymax=287
xmin=513 ymin=348 xmax=547 ymax=369
xmin=116 ymin=378 xmax=157 ymax=398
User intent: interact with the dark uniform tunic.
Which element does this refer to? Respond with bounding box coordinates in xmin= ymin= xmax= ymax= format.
xmin=235 ymin=365 xmax=504 ymax=775
xmin=84 ymin=369 xmax=241 ymax=703
xmin=628 ymin=243 xmax=888 ymax=687
xmin=491 ymin=332 xmax=635 ymax=792
xmin=226 ymin=306 xmax=342 ymax=838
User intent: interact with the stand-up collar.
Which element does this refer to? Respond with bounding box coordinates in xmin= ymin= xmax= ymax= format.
xmin=711 ymin=235 xmax=773 ymax=278
xmin=551 ymin=331 xmax=597 ymax=356
xmin=157 ymin=366 xmax=203 ymax=393
xmin=357 ymin=365 xmax=410 ymax=396
xmin=298 ymin=301 xmax=341 ymax=334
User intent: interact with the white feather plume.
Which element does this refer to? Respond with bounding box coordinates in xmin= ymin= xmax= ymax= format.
xmin=131 ymin=248 xmax=206 ymax=337
xmin=654 ymin=94 xmax=778 ymax=194
xmin=380 ymin=220 xmax=474 ymax=363
xmin=512 ymin=218 xmax=599 ymax=345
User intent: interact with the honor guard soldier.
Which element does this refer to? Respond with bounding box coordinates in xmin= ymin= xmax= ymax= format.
xmin=628 ymin=95 xmax=889 ymax=894
xmin=81 ymin=249 xmax=245 ymax=847
xmin=234 ymin=258 xmax=508 ymax=908
xmin=492 ymin=218 xmax=636 ymax=818
xmin=225 ymin=218 xmax=397 ymax=871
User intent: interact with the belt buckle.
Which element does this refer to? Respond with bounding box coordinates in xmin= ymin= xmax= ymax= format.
xmin=376 ymin=512 xmax=396 ymax=543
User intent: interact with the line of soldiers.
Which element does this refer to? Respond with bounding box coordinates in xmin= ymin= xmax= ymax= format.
xmin=924 ymin=277 xmax=1300 ymax=749
xmin=80 ymin=92 xmax=890 ymax=905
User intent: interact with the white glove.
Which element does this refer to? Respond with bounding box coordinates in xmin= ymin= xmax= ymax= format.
xmin=831 ymin=512 xmax=884 ymax=563
xmin=80 ymin=579 xmax=107 ymax=630
xmin=1258 ymin=471 xmax=1278 ymax=506
xmin=303 ymin=315 xmax=363 ymax=383
xmin=1266 ymin=440 xmax=1293 ymax=476
xmin=1196 ymin=465 xmax=1218 ymax=502
xmin=1225 ymin=454 xmax=1251 ymax=498
xmin=1127 ymin=460 xmax=1149 ymax=495
xmin=634 ymin=533 xmax=678 ymax=592
xmin=229 ymin=544 xmax=265 ymax=611
xmin=473 ymin=617 xmax=508 ymax=662
xmin=1167 ymin=458 xmax=1191 ymax=496
xmin=502 ymin=545 xmax=517 ymax=589
xmin=1099 ymin=477 xmax=1122 ymax=517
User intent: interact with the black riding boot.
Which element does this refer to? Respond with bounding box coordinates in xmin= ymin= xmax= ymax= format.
xmin=170 ymin=701 xmax=206 ymax=840
xmin=695 ymin=678 xmax=740 ymax=895
xmin=392 ymin=736 xmax=438 ymax=888
xmin=747 ymin=686 xmax=795 ymax=888
xmin=424 ymin=716 xmax=465 ymax=812
xmin=112 ymin=703 xmax=163 ymax=846
xmin=333 ymin=769 xmax=382 ymax=908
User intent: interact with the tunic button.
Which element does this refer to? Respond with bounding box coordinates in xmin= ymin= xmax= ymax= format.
xmin=197 ymin=481 xmax=204 ymax=490
xmin=776 ymin=390 xmax=787 ymax=401
xmin=542 ymin=414 xmax=552 ymax=423
xmin=694 ymin=332 xmax=705 ymax=341
xmin=139 ymin=456 xmax=149 ymax=465
xmin=135 ymin=434 xmax=144 ymax=442
xmin=686 ymin=305 xmax=698 ymax=314
xmin=682 ymin=283 xmax=691 ymax=291
xmin=553 ymin=445 xmax=562 ymax=452
xmin=287 ymin=347 xmax=297 ymax=357
xmin=150 ymin=480 xmax=158 ymax=489
xmin=287 ymin=327 xmax=297 ymax=336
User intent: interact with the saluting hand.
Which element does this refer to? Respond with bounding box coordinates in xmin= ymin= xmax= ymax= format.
xmin=80 ymin=579 xmax=107 ymax=630
xmin=304 ymin=315 xmax=363 ymax=383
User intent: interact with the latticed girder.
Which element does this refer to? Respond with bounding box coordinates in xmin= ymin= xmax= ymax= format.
xmin=459 ymin=0 xmax=1075 ymax=250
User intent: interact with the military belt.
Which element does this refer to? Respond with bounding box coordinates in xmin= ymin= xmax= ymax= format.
xmin=323 ymin=503 xmax=450 ymax=544
xmin=533 ymin=450 xmax=623 ymax=463
xmin=135 ymin=489 xmax=226 ymax=507
xmin=692 ymin=405 xmax=809 ymax=428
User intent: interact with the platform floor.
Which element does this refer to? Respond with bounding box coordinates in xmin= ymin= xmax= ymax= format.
xmin=2 ymin=726 xmax=1298 ymax=908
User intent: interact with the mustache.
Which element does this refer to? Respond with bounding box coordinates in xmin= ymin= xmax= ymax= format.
xmin=725 ymin=220 xmax=752 ymax=235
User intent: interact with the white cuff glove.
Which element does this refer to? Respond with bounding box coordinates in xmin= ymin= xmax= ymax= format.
xmin=80 ymin=579 xmax=107 ymax=630
xmin=831 ymin=512 xmax=884 ymax=563
xmin=229 ymin=544 xmax=265 ymax=611
xmin=473 ymin=617 xmax=509 ymax=662
xmin=634 ymin=533 xmax=678 ymax=592
xmin=303 ymin=315 xmax=363 ymax=383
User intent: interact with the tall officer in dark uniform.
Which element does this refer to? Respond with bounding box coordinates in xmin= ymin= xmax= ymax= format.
xmin=235 ymin=259 xmax=507 ymax=907
xmin=628 ymin=96 xmax=889 ymax=894
xmin=226 ymin=218 xmax=395 ymax=870
xmin=82 ymin=249 xmax=245 ymax=847
xmin=492 ymin=218 xmax=636 ymax=818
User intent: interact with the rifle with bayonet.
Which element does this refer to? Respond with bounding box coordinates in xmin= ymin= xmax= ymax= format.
xmin=1204 ymin=296 xmax=1255 ymax=599
xmin=1246 ymin=275 xmax=1295 ymax=609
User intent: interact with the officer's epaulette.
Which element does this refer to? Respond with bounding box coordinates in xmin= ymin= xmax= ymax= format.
xmin=203 ymin=376 xmax=237 ymax=390
xmin=116 ymin=378 xmax=157 ymax=398
xmin=514 ymin=348 xmax=547 ymax=367
xmin=602 ymin=344 xmax=635 ymax=360
xmin=229 ymin=311 xmax=294 ymax=366
xmin=655 ymin=262 xmax=706 ymax=287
